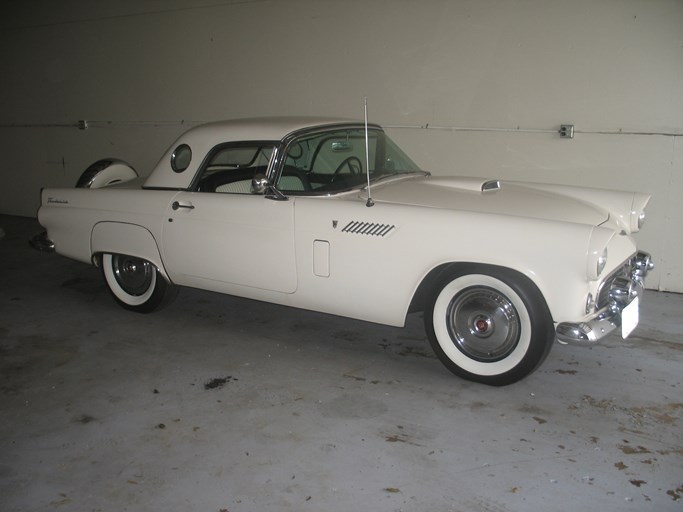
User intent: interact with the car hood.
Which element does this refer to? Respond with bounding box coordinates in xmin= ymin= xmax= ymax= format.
xmin=365 ymin=175 xmax=609 ymax=226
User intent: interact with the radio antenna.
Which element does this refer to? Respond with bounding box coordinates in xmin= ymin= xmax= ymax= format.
xmin=364 ymin=97 xmax=374 ymax=207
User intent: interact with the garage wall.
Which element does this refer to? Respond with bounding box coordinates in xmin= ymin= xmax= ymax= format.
xmin=1 ymin=0 xmax=681 ymax=291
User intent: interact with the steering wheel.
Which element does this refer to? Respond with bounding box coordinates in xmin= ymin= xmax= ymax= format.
xmin=332 ymin=156 xmax=362 ymax=182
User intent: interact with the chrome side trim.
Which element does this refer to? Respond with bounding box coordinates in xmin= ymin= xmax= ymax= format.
xmin=556 ymin=251 xmax=653 ymax=345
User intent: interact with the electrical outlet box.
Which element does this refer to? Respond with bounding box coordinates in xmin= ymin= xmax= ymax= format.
xmin=559 ymin=124 xmax=574 ymax=139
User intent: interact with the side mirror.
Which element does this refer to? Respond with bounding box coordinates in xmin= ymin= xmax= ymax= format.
xmin=251 ymin=173 xmax=269 ymax=194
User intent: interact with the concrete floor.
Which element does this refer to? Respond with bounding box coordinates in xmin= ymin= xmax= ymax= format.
xmin=1 ymin=214 xmax=682 ymax=512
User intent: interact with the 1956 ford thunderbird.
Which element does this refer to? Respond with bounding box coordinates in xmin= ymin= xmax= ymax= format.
xmin=33 ymin=117 xmax=653 ymax=385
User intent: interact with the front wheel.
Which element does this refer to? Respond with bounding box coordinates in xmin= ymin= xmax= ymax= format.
xmin=424 ymin=266 xmax=554 ymax=386
xmin=101 ymin=253 xmax=175 ymax=313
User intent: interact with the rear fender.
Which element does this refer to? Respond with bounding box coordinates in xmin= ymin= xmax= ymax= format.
xmin=91 ymin=222 xmax=171 ymax=282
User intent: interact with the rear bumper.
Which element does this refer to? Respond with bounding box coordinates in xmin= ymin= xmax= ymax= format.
xmin=29 ymin=231 xmax=55 ymax=252
xmin=555 ymin=251 xmax=654 ymax=345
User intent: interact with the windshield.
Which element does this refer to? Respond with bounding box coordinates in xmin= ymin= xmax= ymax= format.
xmin=275 ymin=127 xmax=422 ymax=194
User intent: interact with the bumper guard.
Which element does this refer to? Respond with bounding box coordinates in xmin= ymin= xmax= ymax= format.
xmin=556 ymin=251 xmax=654 ymax=345
xmin=29 ymin=231 xmax=55 ymax=252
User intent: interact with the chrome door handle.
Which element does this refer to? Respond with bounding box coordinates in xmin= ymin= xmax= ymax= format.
xmin=172 ymin=201 xmax=195 ymax=210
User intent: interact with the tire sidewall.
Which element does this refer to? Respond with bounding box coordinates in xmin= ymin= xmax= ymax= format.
xmin=101 ymin=253 xmax=169 ymax=313
xmin=426 ymin=266 xmax=553 ymax=385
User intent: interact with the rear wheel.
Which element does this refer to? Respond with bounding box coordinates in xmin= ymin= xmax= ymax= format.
xmin=424 ymin=266 xmax=554 ymax=386
xmin=101 ymin=253 xmax=175 ymax=313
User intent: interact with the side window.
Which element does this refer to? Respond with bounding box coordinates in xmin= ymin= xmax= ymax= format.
xmin=195 ymin=143 xmax=274 ymax=194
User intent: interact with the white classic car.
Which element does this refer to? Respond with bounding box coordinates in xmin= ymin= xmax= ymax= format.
xmin=34 ymin=117 xmax=653 ymax=385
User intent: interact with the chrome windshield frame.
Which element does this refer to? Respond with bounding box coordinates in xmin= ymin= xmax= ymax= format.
xmin=269 ymin=122 xmax=425 ymax=197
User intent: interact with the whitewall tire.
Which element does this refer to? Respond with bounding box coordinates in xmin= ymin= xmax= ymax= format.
xmin=425 ymin=266 xmax=554 ymax=386
xmin=101 ymin=253 xmax=175 ymax=313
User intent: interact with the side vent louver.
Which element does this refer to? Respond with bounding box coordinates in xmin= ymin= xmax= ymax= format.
xmin=342 ymin=221 xmax=395 ymax=237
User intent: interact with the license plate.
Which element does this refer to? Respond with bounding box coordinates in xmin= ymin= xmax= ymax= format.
xmin=621 ymin=297 xmax=639 ymax=338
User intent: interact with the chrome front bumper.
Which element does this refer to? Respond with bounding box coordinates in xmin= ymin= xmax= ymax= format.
xmin=29 ymin=231 xmax=55 ymax=252
xmin=556 ymin=251 xmax=654 ymax=345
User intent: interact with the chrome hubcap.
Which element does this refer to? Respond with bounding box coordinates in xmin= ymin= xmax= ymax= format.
xmin=445 ymin=286 xmax=520 ymax=362
xmin=112 ymin=255 xmax=153 ymax=296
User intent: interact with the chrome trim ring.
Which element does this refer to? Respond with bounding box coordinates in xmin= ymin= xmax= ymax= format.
xmin=111 ymin=255 xmax=155 ymax=296
xmin=445 ymin=286 xmax=521 ymax=362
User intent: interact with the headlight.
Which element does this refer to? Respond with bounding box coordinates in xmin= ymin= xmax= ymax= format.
xmin=597 ymin=248 xmax=608 ymax=277
xmin=586 ymin=227 xmax=614 ymax=281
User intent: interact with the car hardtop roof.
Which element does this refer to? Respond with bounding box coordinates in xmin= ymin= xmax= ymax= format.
xmin=183 ymin=116 xmax=376 ymax=144
xmin=144 ymin=116 xmax=381 ymax=189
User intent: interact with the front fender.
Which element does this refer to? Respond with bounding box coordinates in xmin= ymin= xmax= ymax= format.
xmin=509 ymin=182 xmax=651 ymax=234
xmin=91 ymin=222 xmax=171 ymax=282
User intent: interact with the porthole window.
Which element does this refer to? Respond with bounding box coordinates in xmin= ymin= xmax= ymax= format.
xmin=171 ymin=144 xmax=192 ymax=173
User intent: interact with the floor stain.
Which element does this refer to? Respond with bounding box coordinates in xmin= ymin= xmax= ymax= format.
xmin=49 ymin=495 xmax=71 ymax=507
xmin=666 ymin=485 xmax=683 ymax=501
xmin=397 ymin=345 xmax=434 ymax=358
xmin=204 ymin=376 xmax=236 ymax=390
xmin=1 ymin=335 xmax=77 ymax=391
xmin=627 ymin=336 xmax=683 ymax=352
xmin=343 ymin=373 xmax=366 ymax=382
xmin=579 ymin=396 xmax=683 ymax=429
xmin=468 ymin=401 xmax=490 ymax=411
xmin=60 ymin=276 xmax=102 ymax=295
xmin=629 ymin=479 xmax=646 ymax=487
xmin=629 ymin=403 xmax=683 ymax=425
xmin=75 ymin=414 xmax=96 ymax=424
xmin=384 ymin=433 xmax=422 ymax=447
xmin=319 ymin=394 xmax=388 ymax=419
xmin=332 ymin=330 xmax=361 ymax=342
xmin=518 ymin=404 xmax=544 ymax=415
xmin=618 ymin=444 xmax=651 ymax=455
xmin=581 ymin=394 xmax=616 ymax=410
xmin=656 ymin=448 xmax=683 ymax=456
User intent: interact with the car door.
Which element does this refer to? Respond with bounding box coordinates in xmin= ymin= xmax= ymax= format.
xmin=161 ymin=141 xmax=297 ymax=294
xmin=161 ymin=190 xmax=297 ymax=294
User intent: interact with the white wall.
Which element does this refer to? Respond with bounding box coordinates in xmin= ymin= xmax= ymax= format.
xmin=1 ymin=0 xmax=681 ymax=291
